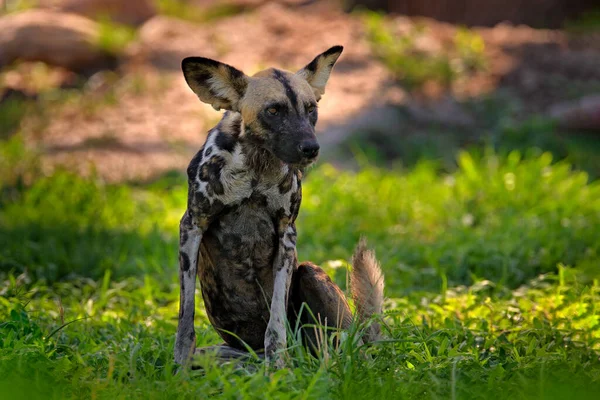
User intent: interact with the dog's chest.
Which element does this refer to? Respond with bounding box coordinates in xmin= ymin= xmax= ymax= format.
xmin=199 ymin=160 xmax=299 ymax=278
xmin=198 ymin=167 xmax=300 ymax=345
xmin=204 ymin=165 xmax=298 ymax=265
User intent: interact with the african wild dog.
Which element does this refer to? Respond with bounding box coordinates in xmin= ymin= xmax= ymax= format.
xmin=175 ymin=46 xmax=385 ymax=368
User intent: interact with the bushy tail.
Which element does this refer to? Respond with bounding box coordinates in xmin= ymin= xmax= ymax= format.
xmin=350 ymin=238 xmax=385 ymax=343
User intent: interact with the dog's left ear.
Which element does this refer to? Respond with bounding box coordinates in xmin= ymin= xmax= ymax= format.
xmin=182 ymin=57 xmax=249 ymax=111
xmin=296 ymin=45 xmax=343 ymax=101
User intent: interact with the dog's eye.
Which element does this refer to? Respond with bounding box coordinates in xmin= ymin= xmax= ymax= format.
xmin=307 ymin=105 xmax=316 ymax=114
xmin=267 ymin=107 xmax=278 ymax=116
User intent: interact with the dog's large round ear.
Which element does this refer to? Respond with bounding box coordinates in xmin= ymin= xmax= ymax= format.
xmin=182 ymin=57 xmax=249 ymax=111
xmin=296 ymin=46 xmax=343 ymax=101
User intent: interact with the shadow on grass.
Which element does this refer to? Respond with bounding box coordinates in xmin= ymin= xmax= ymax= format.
xmin=0 ymin=164 xmax=184 ymax=283
xmin=0 ymin=224 xmax=177 ymax=282
xmin=338 ymin=109 xmax=600 ymax=181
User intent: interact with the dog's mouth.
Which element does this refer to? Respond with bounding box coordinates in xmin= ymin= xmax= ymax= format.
xmin=281 ymin=152 xmax=319 ymax=168
xmin=269 ymin=147 xmax=319 ymax=168
xmin=297 ymin=153 xmax=319 ymax=168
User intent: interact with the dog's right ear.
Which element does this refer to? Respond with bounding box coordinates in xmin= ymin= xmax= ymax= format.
xmin=182 ymin=57 xmax=249 ymax=112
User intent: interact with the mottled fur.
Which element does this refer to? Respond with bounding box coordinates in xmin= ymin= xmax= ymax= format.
xmin=175 ymin=46 xmax=385 ymax=369
xmin=351 ymin=239 xmax=385 ymax=343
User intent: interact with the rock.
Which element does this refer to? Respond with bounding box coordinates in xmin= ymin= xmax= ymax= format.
xmin=0 ymin=10 xmax=113 ymax=72
xmin=549 ymin=95 xmax=600 ymax=131
xmin=40 ymin=0 xmax=156 ymax=26
xmin=134 ymin=16 xmax=209 ymax=70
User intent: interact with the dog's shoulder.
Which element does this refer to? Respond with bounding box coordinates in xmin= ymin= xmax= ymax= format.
xmin=185 ymin=113 xmax=248 ymax=203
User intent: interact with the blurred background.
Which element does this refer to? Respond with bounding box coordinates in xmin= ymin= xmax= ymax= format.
xmin=1 ymin=1 xmax=600 ymax=398
xmin=1 ymin=0 xmax=600 ymax=299
xmin=2 ymin=0 xmax=600 ymax=182
xmin=3 ymin=0 xmax=600 ymax=282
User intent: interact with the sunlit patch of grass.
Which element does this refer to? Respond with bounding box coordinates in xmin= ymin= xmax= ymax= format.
xmin=0 ymin=266 xmax=598 ymax=399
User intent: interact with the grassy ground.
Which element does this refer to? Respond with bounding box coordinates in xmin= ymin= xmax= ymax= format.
xmin=1 ymin=134 xmax=599 ymax=399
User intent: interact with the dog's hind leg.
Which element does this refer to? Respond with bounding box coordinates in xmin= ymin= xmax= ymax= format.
xmin=288 ymin=262 xmax=353 ymax=352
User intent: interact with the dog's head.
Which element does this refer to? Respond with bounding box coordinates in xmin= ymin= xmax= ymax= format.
xmin=182 ymin=46 xmax=343 ymax=166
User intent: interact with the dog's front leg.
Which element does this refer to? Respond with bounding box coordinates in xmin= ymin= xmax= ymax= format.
xmin=265 ymin=222 xmax=297 ymax=368
xmin=174 ymin=210 xmax=206 ymax=365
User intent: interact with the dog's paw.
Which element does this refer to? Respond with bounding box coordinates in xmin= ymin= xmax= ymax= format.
xmin=265 ymin=349 xmax=286 ymax=369
xmin=264 ymin=325 xmax=287 ymax=368
xmin=270 ymin=355 xmax=286 ymax=369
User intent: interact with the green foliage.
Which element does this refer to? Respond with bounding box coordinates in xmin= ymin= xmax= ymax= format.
xmin=454 ymin=27 xmax=487 ymax=72
xmin=0 ymin=135 xmax=41 ymax=190
xmin=0 ymin=61 xmax=66 ymax=137
xmin=301 ymin=151 xmax=599 ymax=292
xmin=2 ymin=141 xmax=598 ymax=291
xmin=0 ymin=170 xmax=184 ymax=282
xmin=1 ymin=0 xmax=38 ymax=14
xmin=565 ymin=9 xmax=600 ymax=33
xmin=346 ymin=114 xmax=600 ymax=180
xmin=363 ymin=12 xmax=487 ymax=91
xmin=95 ymin=17 xmax=138 ymax=56
xmin=1 ymin=141 xmax=599 ymax=398
xmin=155 ymin=0 xmax=246 ymax=24
xmin=499 ymin=118 xmax=600 ymax=179
xmin=0 ymin=95 xmax=31 ymax=139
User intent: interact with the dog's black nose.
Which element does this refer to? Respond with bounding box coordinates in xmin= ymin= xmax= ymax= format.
xmin=299 ymin=140 xmax=320 ymax=159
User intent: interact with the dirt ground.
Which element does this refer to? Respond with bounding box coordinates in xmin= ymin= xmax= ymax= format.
xmin=3 ymin=0 xmax=600 ymax=181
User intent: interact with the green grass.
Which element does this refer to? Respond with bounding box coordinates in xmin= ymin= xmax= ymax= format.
xmin=1 ymin=136 xmax=599 ymax=399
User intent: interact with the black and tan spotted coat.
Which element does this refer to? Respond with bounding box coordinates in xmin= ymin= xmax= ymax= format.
xmin=174 ymin=46 xmax=385 ymax=368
